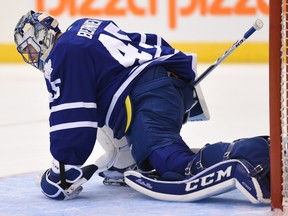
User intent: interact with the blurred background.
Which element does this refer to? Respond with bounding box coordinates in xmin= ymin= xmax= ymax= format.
xmin=1 ymin=0 xmax=268 ymax=63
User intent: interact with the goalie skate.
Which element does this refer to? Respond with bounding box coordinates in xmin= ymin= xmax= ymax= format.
xmin=102 ymin=177 xmax=127 ymax=186
xmin=99 ymin=167 xmax=127 ymax=186
xmin=99 ymin=164 xmax=156 ymax=186
xmin=99 ymin=164 xmax=139 ymax=186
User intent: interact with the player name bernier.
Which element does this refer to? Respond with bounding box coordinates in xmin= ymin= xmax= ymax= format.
xmin=77 ymin=19 xmax=102 ymax=39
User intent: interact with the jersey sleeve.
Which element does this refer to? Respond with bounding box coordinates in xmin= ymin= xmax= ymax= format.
xmin=44 ymin=44 xmax=98 ymax=165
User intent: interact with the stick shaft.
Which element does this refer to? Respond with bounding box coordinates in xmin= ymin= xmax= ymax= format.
xmin=193 ymin=25 xmax=258 ymax=86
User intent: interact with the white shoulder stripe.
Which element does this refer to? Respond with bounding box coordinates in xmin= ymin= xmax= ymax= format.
xmin=157 ymin=35 xmax=162 ymax=46
xmin=50 ymin=121 xmax=98 ymax=132
xmin=51 ymin=102 xmax=97 ymax=113
xmin=140 ymin=33 xmax=146 ymax=43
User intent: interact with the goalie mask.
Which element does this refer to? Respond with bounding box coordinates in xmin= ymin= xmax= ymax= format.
xmin=14 ymin=10 xmax=60 ymax=72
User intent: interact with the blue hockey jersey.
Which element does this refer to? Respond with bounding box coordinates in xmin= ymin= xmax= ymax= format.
xmin=44 ymin=18 xmax=197 ymax=165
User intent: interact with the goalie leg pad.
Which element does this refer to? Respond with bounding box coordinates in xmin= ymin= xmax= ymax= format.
xmin=95 ymin=126 xmax=135 ymax=172
xmin=187 ymin=136 xmax=270 ymax=178
xmin=125 ymin=160 xmax=237 ymax=202
xmin=234 ymin=160 xmax=270 ymax=204
xmin=185 ymin=136 xmax=270 ymax=203
xmin=96 ymin=126 xmax=136 ymax=186
xmin=124 ymin=159 xmax=270 ymax=204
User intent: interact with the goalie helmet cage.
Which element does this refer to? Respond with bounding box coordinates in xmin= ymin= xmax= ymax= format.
xmin=270 ymin=0 xmax=288 ymax=211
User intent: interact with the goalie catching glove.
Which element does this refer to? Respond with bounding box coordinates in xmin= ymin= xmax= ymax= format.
xmin=40 ymin=159 xmax=98 ymax=200
xmin=40 ymin=125 xmax=136 ymax=200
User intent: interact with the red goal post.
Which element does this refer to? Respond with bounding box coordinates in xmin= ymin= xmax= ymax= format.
xmin=269 ymin=0 xmax=287 ymax=211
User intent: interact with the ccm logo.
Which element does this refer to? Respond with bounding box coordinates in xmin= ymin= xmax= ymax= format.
xmin=185 ymin=165 xmax=232 ymax=192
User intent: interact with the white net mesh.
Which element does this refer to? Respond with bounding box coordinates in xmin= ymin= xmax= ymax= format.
xmin=281 ymin=0 xmax=288 ymax=206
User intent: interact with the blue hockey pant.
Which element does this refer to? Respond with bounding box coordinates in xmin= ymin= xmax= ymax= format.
xmin=125 ymin=65 xmax=270 ymax=181
xmin=125 ymin=65 xmax=195 ymax=171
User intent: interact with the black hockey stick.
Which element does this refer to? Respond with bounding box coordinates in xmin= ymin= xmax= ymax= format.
xmin=193 ymin=19 xmax=264 ymax=86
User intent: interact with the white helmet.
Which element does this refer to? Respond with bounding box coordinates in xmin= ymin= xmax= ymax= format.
xmin=14 ymin=10 xmax=60 ymax=71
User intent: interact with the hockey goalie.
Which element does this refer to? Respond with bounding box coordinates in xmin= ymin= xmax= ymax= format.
xmin=14 ymin=10 xmax=270 ymax=203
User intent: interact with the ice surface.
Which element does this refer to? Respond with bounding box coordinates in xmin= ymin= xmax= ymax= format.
xmin=0 ymin=172 xmax=272 ymax=216
xmin=0 ymin=63 xmax=277 ymax=215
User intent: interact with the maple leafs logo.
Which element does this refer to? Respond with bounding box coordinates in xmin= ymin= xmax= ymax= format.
xmin=44 ymin=59 xmax=53 ymax=81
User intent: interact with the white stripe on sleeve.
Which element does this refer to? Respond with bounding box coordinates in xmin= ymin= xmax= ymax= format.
xmin=50 ymin=102 xmax=97 ymax=113
xmin=50 ymin=121 xmax=98 ymax=132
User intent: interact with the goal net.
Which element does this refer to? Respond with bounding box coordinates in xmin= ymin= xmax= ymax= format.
xmin=270 ymin=0 xmax=288 ymax=211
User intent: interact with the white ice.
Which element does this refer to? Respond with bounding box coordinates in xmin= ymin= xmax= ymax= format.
xmin=0 ymin=63 xmax=279 ymax=216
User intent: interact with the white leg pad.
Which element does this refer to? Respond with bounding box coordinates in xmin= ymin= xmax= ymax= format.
xmin=95 ymin=125 xmax=135 ymax=173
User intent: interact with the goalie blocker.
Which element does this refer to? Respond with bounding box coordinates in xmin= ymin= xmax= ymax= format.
xmin=124 ymin=136 xmax=270 ymax=204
